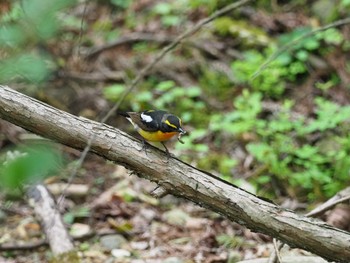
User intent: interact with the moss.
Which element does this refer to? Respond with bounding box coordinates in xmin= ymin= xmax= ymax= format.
xmin=214 ymin=17 xmax=270 ymax=46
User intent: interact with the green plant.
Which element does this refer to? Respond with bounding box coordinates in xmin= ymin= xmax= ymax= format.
xmin=214 ymin=17 xmax=270 ymax=46
xmin=110 ymin=0 xmax=132 ymax=9
xmin=210 ymin=90 xmax=264 ymax=135
xmin=152 ymin=2 xmax=185 ymax=27
xmin=244 ymin=98 xmax=350 ymax=201
xmin=64 ymin=206 xmax=90 ymax=224
xmin=231 ymin=47 xmax=308 ymax=97
xmin=104 ymin=80 xmax=205 ymax=123
xmin=206 ymin=86 xmax=350 ymax=201
xmin=216 ymin=234 xmax=245 ymax=249
xmin=231 ymin=26 xmax=346 ymax=99
xmin=0 ymin=144 xmax=63 ymax=190
xmin=198 ymin=67 xmax=233 ymax=100
xmin=0 ymin=0 xmax=76 ymax=83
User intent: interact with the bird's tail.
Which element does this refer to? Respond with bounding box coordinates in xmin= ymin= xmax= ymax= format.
xmin=117 ymin=111 xmax=130 ymax=118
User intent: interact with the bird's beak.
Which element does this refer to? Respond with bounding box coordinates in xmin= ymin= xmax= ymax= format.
xmin=177 ymin=128 xmax=185 ymax=144
xmin=178 ymin=127 xmax=186 ymax=135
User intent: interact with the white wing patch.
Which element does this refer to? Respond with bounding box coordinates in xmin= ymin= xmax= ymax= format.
xmin=125 ymin=117 xmax=139 ymax=130
xmin=141 ymin=112 xmax=153 ymax=123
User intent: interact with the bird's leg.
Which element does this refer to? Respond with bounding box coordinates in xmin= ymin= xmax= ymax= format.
xmin=161 ymin=142 xmax=171 ymax=159
xmin=140 ymin=139 xmax=150 ymax=155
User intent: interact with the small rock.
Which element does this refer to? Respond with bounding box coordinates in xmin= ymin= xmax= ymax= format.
xmin=163 ymin=208 xmax=190 ymax=226
xmin=164 ymin=257 xmax=183 ymax=263
xmin=139 ymin=208 xmax=157 ymax=221
xmin=69 ymin=223 xmax=91 ymax=238
xmin=130 ymin=241 xmax=148 ymax=250
xmin=84 ymin=250 xmax=107 ymax=261
xmin=185 ymin=217 xmax=208 ymax=230
xmin=100 ymin=234 xmax=127 ymax=250
xmin=111 ymin=248 xmax=131 ymax=258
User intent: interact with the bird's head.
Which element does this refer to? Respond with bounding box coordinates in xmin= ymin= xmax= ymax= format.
xmin=162 ymin=114 xmax=186 ymax=134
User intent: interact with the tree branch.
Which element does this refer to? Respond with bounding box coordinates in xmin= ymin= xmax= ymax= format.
xmin=0 ymin=85 xmax=349 ymax=262
xmin=27 ymin=184 xmax=75 ymax=255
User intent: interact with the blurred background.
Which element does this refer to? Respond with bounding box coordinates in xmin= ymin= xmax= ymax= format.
xmin=1 ymin=0 xmax=350 ymax=262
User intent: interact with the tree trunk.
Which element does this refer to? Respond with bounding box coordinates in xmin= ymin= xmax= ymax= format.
xmin=0 ymin=85 xmax=349 ymax=262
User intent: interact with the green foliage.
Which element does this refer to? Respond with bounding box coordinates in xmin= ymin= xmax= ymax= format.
xmin=1 ymin=2 xmax=24 ymax=23
xmin=214 ymin=17 xmax=270 ymax=46
xmin=341 ymin=0 xmax=350 ymax=9
xmin=232 ymin=50 xmax=283 ymax=96
xmin=64 ymin=206 xmax=90 ymax=224
xmin=198 ymin=68 xmax=233 ymax=100
xmin=231 ymin=48 xmax=308 ymax=97
xmin=241 ymin=98 xmax=350 ymax=201
xmin=177 ymin=128 xmax=209 ymax=153
xmin=188 ymin=0 xmax=219 ymax=12
xmin=232 ymin=26 xmax=345 ymax=98
xmin=0 ymin=54 xmax=52 ymax=83
xmin=104 ymin=80 xmax=205 ymax=124
xmin=210 ymin=90 xmax=263 ymax=134
xmin=151 ymin=1 xmax=186 ymax=27
xmin=102 ymin=4 xmax=350 ymax=203
xmin=299 ymin=98 xmax=350 ymax=134
xmin=0 ymin=144 xmax=63 ymax=190
xmin=110 ymin=0 xmax=132 ymax=9
xmin=103 ymin=84 xmax=126 ymax=101
xmin=216 ymin=234 xmax=245 ymax=249
xmin=195 ymin=153 xmax=237 ymax=181
xmin=0 ymin=0 xmax=77 ymax=83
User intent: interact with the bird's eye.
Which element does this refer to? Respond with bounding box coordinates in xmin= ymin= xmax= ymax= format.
xmin=165 ymin=119 xmax=177 ymax=129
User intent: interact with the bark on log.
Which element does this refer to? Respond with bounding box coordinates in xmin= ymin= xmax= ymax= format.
xmin=0 ymin=85 xmax=349 ymax=262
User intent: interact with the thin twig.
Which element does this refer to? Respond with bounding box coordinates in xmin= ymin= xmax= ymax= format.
xmin=86 ymin=32 xmax=227 ymax=60
xmin=267 ymin=188 xmax=350 ymax=263
xmin=101 ymin=0 xmax=254 ymax=124
xmin=272 ymin=239 xmax=283 ymax=263
xmin=0 ymin=229 xmax=118 ymax=252
xmin=0 ymin=239 xmax=47 ymax=252
xmin=57 ymin=0 xmax=254 ymax=204
xmin=74 ymin=0 xmax=88 ymax=60
xmin=86 ymin=33 xmax=175 ymax=58
xmin=268 ymin=239 xmax=284 ymax=263
xmin=306 ymin=195 xmax=350 ymax=218
xmin=252 ymin=16 xmax=350 ymax=79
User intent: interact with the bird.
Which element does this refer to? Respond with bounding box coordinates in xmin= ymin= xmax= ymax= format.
xmin=119 ymin=110 xmax=186 ymax=156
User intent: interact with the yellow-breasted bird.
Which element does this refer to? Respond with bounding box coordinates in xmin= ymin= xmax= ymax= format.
xmin=119 ymin=110 xmax=186 ymax=155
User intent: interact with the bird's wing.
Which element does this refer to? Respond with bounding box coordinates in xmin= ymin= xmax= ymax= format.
xmin=128 ymin=112 xmax=159 ymax=132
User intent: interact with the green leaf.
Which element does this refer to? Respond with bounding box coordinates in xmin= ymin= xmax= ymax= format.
xmin=0 ymin=144 xmax=62 ymax=189
xmin=0 ymin=25 xmax=26 ymax=47
xmin=194 ymin=144 xmax=209 ymax=152
xmin=103 ymin=84 xmax=125 ymax=101
xmin=137 ymin=91 xmax=153 ymax=102
xmin=246 ymin=143 xmax=274 ymax=161
xmin=153 ymin=3 xmax=172 ymax=15
xmin=155 ymin=80 xmax=176 ymax=92
xmin=294 ymin=145 xmax=318 ymax=159
xmin=0 ymin=54 xmax=52 ymax=83
xmin=111 ymin=0 xmax=132 ymax=9
xmin=185 ymin=86 xmax=202 ymax=97
xmin=295 ymin=50 xmax=308 ymax=61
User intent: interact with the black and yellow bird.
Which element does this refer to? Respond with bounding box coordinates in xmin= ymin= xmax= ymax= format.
xmin=119 ymin=110 xmax=186 ymax=155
